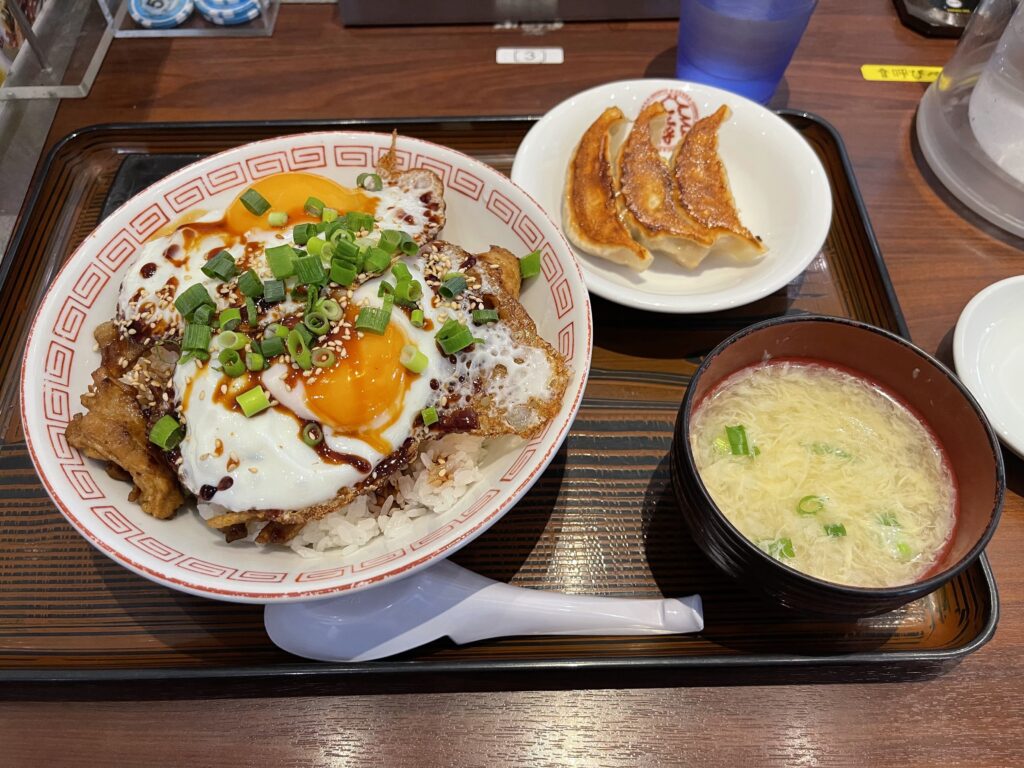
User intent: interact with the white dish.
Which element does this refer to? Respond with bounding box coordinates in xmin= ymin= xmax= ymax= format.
xmin=20 ymin=131 xmax=592 ymax=603
xmin=510 ymin=78 xmax=833 ymax=314
xmin=954 ymin=275 xmax=1024 ymax=460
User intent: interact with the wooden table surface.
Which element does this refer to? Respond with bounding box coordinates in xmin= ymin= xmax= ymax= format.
xmin=6 ymin=1 xmax=1024 ymax=765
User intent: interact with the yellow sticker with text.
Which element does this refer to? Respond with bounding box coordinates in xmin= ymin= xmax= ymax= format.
xmin=861 ymin=65 xmax=942 ymax=83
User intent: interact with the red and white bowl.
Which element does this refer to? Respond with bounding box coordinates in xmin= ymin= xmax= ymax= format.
xmin=20 ymin=131 xmax=592 ymax=603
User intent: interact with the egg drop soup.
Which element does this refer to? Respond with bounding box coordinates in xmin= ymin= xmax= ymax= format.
xmin=690 ymin=360 xmax=957 ymax=588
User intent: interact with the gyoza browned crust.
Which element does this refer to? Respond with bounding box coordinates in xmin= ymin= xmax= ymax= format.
xmin=563 ymin=107 xmax=653 ymax=271
xmin=617 ymin=101 xmax=717 ymax=269
xmin=671 ymin=105 xmax=766 ymax=260
xmin=65 ymin=322 xmax=184 ymax=520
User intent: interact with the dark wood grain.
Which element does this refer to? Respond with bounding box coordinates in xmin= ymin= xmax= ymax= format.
xmin=4 ymin=0 xmax=1024 ymax=765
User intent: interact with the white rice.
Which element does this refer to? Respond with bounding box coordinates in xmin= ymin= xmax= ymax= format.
xmin=278 ymin=433 xmax=487 ymax=556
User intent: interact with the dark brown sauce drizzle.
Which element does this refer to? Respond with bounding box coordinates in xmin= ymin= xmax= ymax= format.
xmin=211 ymin=370 xmax=263 ymax=413
xmin=364 ymin=437 xmax=415 ymax=485
xmin=436 ymin=407 xmax=479 ymax=433
xmin=163 ymin=243 xmax=186 ymax=268
xmin=294 ymin=420 xmax=371 ymax=471
xmin=140 ymin=262 xmax=157 ymax=278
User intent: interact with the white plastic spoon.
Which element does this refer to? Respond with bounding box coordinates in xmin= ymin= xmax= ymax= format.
xmin=264 ymin=559 xmax=704 ymax=662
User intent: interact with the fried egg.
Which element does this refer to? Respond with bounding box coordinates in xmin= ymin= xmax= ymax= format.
xmin=172 ymin=262 xmax=447 ymax=513
xmin=118 ymin=170 xmax=443 ymax=342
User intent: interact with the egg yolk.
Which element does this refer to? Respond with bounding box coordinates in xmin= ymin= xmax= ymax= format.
xmin=223 ymin=171 xmax=378 ymax=236
xmin=301 ymin=313 xmax=413 ymax=455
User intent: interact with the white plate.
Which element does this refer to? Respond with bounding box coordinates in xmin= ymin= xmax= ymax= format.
xmin=954 ymin=275 xmax=1024 ymax=460
xmin=20 ymin=131 xmax=592 ymax=603
xmin=511 ymin=79 xmax=832 ymax=313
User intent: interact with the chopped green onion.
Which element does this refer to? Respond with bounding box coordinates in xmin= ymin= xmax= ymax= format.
xmin=519 ymin=249 xmax=541 ymax=279
xmin=269 ymin=323 xmax=288 ymax=339
xmin=319 ymin=299 xmax=342 ymax=320
xmin=236 ymin=386 xmax=271 ymax=418
xmin=356 ymin=172 xmax=383 ymax=191
xmin=301 ymin=422 xmax=324 ymax=447
xmin=391 ymin=260 xmax=412 ymax=281
xmin=394 ymin=279 xmax=422 ymax=306
xmin=268 ymin=211 xmax=288 ymax=227
xmin=292 ymin=222 xmax=316 ymax=245
xmin=824 ymin=523 xmax=847 ymax=538
xmin=174 ymin=284 xmax=214 ymax=319
xmin=306 ymin=236 xmax=325 ymax=257
xmin=399 ymin=236 xmax=419 ymax=256
xmin=192 ymin=304 xmax=215 ymax=326
xmin=263 ymin=279 xmax=286 ymax=304
xmin=242 ymin=297 xmax=257 ymax=326
xmin=411 ymin=309 xmax=424 ymax=328
xmin=765 ymin=538 xmax=795 ymax=560
xmin=809 ymin=442 xmax=852 ymax=459
xmin=896 ymin=542 xmax=914 ymax=561
xmin=304 ymin=309 xmax=330 ymax=336
xmin=319 ymin=241 xmax=337 ymax=261
xmin=400 ymin=344 xmax=429 ymax=374
xmin=265 ymin=244 xmax=297 ymax=278
xmin=330 ymin=261 xmax=357 ymax=286
xmin=345 ymin=211 xmax=374 ymax=232
xmin=237 ymin=269 xmax=264 ymax=297
xmin=286 ymin=329 xmax=313 ymax=370
xmin=215 ymin=330 xmax=247 ymax=350
xmin=355 ymin=305 xmax=392 ymax=335
xmin=304 ymin=196 xmax=325 ymax=217
xmin=311 ymin=347 xmax=336 ymax=368
xmin=260 ymin=335 xmax=285 ymax=358
xmin=321 ymin=207 xmax=338 ymax=223
xmin=304 ymin=283 xmax=320 ymax=314
xmin=246 ymin=350 xmax=265 ymax=371
xmin=240 ymin=188 xmax=271 ymax=216
xmin=472 ymin=308 xmax=499 ymax=325
xmin=725 ymin=425 xmax=749 ymax=456
xmin=435 ymin=320 xmax=477 ymax=355
xmin=797 ymin=495 xmax=825 ymax=516
xmin=294 ymin=255 xmax=327 ymax=285
xmin=712 ymin=436 xmax=730 ymax=454
xmin=421 ymin=407 xmax=439 ymax=427
xmin=379 ymin=230 xmax=402 ymax=255
xmin=363 ymin=246 xmax=390 ymax=274
xmin=218 ymin=348 xmax=245 ymax=378
xmin=218 ymin=308 xmax=242 ymax=330
xmin=293 ymin=322 xmax=313 ymax=345
xmin=878 ymin=512 xmax=900 ymax=528
xmin=378 ymin=280 xmax=395 ymax=298
xmin=330 ymin=226 xmax=355 ymax=244
xmin=149 ymin=415 xmax=184 ymax=451
xmin=333 ymin=238 xmax=360 ymax=261
xmin=201 ymin=249 xmax=237 ymax=281
xmin=439 ymin=274 xmax=468 ymax=299
xmin=182 ymin=323 xmax=212 ymax=352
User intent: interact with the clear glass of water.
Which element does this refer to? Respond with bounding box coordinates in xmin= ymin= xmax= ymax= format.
xmin=676 ymin=0 xmax=819 ymax=104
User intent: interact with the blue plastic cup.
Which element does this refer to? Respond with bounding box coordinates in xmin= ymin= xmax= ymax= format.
xmin=676 ymin=0 xmax=818 ymax=104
